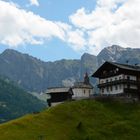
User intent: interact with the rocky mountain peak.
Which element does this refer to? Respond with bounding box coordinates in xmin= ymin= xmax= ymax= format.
xmin=105 ymin=45 xmax=126 ymax=55
xmin=81 ymin=53 xmax=96 ymax=60
xmin=105 ymin=45 xmax=126 ymax=54
xmin=1 ymin=49 xmax=43 ymax=64
xmin=1 ymin=49 xmax=21 ymax=56
xmin=97 ymin=45 xmax=126 ymax=65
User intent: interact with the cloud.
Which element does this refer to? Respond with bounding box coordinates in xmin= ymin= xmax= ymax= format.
xmin=0 ymin=0 xmax=86 ymax=52
xmin=29 ymin=0 xmax=39 ymax=6
xmin=1 ymin=0 xmax=140 ymax=55
xmin=70 ymin=0 xmax=140 ymax=54
xmin=0 ymin=1 xmax=68 ymax=47
xmin=67 ymin=29 xmax=86 ymax=51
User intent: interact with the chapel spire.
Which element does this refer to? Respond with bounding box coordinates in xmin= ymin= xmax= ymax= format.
xmin=84 ymin=72 xmax=90 ymax=85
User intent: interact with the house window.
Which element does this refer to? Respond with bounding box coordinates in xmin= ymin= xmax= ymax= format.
xmin=103 ymin=71 xmax=106 ymax=75
xmin=89 ymin=90 xmax=91 ymax=94
xmin=101 ymin=88 xmax=104 ymax=93
xmin=84 ymin=90 xmax=86 ymax=94
xmin=110 ymin=86 xmax=112 ymax=91
xmin=127 ymin=84 xmax=130 ymax=89
xmin=115 ymin=85 xmax=118 ymax=90
xmin=119 ymin=84 xmax=122 ymax=89
xmin=107 ymin=86 xmax=109 ymax=92
xmin=127 ymin=76 xmax=130 ymax=80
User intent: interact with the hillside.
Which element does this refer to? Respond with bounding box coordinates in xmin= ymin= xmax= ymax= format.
xmin=0 ymin=100 xmax=140 ymax=140
xmin=0 ymin=77 xmax=47 ymax=123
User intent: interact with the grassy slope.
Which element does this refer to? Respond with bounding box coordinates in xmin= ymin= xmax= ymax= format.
xmin=0 ymin=100 xmax=140 ymax=140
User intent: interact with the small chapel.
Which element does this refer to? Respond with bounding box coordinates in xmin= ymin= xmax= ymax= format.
xmin=72 ymin=72 xmax=94 ymax=99
xmin=46 ymin=73 xmax=94 ymax=106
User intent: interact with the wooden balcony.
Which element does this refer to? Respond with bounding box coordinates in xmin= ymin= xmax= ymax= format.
xmin=98 ymin=79 xmax=139 ymax=88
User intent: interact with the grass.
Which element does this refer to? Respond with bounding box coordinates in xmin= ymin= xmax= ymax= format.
xmin=0 ymin=100 xmax=140 ymax=140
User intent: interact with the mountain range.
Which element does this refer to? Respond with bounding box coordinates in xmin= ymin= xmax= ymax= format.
xmin=0 ymin=45 xmax=140 ymax=93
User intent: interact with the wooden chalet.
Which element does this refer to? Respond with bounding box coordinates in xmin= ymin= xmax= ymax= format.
xmin=46 ymin=87 xmax=73 ymax=106
xmin=92 ymin=61 xmax=140 ymax=99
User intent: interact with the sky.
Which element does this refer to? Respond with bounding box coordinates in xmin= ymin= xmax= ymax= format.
xmin=0 ymin=0 xmax=140 ymax=61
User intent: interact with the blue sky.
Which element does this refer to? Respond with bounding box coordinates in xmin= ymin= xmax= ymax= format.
xmin=0 ymin=0 xmax=96 ymax=61
xmin=0 ymin=0 xmax=139 ymax=61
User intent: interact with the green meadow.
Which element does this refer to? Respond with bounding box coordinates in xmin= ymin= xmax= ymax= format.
xmin=0 ymin=100 xmax=140 ymax=140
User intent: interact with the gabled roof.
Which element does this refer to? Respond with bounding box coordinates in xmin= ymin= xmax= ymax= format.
xmin=92 ymin=61 xmax=140 ymax=78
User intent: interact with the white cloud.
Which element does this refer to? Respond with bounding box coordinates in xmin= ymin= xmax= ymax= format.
xmin=1 ymin=0 xmax=140 ymax=55
xmin=70 ymin=0 xmax=140 ymax=55
xmin=97 ymin=0 xmax=127 ymax=10
xmin=0 ymin=0 xmax=87 ymax=51
xmin=67 ymin=29 xmax=86 ymax=51
xmin=0 ymin=1 xmax=68 ymax=47
xmin=29 ymin=0 xmax=39 ymax=6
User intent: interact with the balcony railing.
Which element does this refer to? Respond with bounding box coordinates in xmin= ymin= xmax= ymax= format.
xmin=98 ymin=79 xmax=139 ymax=88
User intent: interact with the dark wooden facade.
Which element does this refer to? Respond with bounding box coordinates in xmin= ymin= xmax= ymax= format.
xmin=47 ymin=88 xmax=73 ymax=106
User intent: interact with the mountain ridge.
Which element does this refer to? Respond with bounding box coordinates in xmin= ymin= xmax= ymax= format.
xmin=0 ymin=45 xmax=140 ymax=92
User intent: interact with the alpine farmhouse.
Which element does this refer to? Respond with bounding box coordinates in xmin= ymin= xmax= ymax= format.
xmin=92 ymin=61 xmax=140 ymax=99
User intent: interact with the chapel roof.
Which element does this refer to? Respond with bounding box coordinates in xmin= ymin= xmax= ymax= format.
xmin=73 ymin=82 xmax=93 ymax=89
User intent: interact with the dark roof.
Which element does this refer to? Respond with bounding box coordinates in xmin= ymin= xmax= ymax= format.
xmin=92 ymin=61 xmax=140 ymax=78
xmin=46 ymin=87 xmax=71 ymax=94
xmin=110 ymin=62 xmax=140 ymax=71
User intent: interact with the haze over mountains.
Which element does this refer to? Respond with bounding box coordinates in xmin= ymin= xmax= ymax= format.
xmin=0 ymin=45 xmax=140 ymax=93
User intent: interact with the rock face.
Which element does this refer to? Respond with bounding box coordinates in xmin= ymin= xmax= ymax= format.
xmin=81 ymin=53 xmax=97 ymax=77
xmin=97 ymin=45 xmax=126 ymax=65
xmin=0 ymin=45 xmax=140 ymax=92
xmin=0 ymin=49 xmax=97 ymax=92
xmin=0 ymin=49 xmax=47 ymax=92
xmin=97 ymin=45 xmax=140 ymax=66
